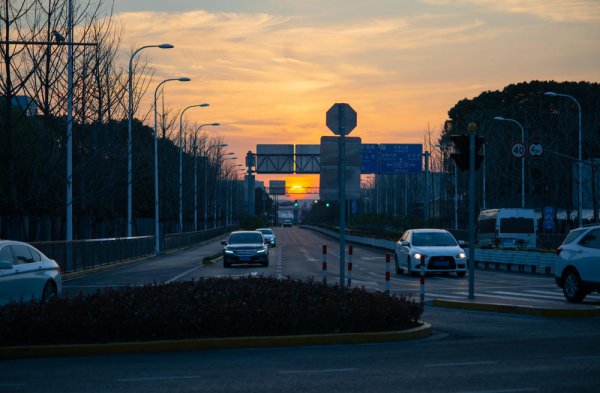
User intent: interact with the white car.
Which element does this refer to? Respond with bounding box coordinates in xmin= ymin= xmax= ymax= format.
xmin=394 ymin=229 xmax=467 ymax=277
xmin=555 ymin=225 xmax=600 ymax=303
xmin=0 ymin=240 xmax=62 ymax=305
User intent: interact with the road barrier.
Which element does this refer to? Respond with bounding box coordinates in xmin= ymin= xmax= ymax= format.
xmin=420 ymin=256 xmax=426 ymax=306
xmin=347 ymin=245 xmax=353 ymax=287
xmin=322 ymin=244 xmax=328 ymax=284
xmin=385 ymin=254 xmax=391 ymax=294
xmin=301 ymin=225 xmax=557 ymax=276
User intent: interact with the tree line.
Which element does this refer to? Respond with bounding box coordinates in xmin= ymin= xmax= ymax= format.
xmin=0 ymin=1 xmax=243 ymax=241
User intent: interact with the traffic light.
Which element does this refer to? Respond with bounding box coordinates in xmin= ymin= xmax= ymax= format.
xmin=294 ymin=200 xmax=298 ymax=207
xmin=450 ymin=134 xmax=485 ymax=171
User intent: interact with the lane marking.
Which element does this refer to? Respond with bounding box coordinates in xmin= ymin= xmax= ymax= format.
xmin=166 ymin=263 xmax=205 ymax=283
xmin=278 ymin=368 xmax=359 ymax=375
xmin=425 ymin=361 xmax=497 ymax=367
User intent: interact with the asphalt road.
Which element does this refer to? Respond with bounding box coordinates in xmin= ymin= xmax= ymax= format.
xmin=2 ymin=306 xmax=599 ymax=392
xmin=64 ymin=226 xmax=600 ymax=309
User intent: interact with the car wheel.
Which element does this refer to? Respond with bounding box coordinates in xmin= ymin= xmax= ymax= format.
xmin=394 ymin=253 xmax=403 ymax=274
xmin=562 ymin=269 xmax=587 ymax=303
xmin=456 ymin=271 xmax=466 ymax=278
xmin=41 ymin=282 xmax=57 ymax=303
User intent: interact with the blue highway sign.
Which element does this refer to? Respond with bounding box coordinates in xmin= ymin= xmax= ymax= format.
xmin=379 ymin=144 xmax=422 ymax=174
xmin=361 ymin=144 xmax=379 ymax=174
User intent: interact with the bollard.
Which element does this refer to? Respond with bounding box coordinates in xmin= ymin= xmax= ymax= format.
xmin=347 ymin=245 xmax=353 ymax=288
xmin=420 ymin=254 xmax=426 ymax=306
xmin=385 ymin=253 xmax=391 ymax=294
xmin=322 ymin=244 xmax=327 ymax=284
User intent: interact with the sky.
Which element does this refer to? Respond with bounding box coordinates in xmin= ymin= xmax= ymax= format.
xmin=111 ymin=0 xmax=600 ymax=195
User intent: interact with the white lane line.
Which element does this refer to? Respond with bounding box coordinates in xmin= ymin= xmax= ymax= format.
xmin=425 ymin=361 xmax=497 ymax=367
xmin=116 ymin=375 xmax=204 ymax=382
xmin=279 ymin=368 xmax=359 ymax=375
xmin=166 ymin=263 xmax=205 ymax=284
xmin=426 ymin=293 xmax=467 ymax=299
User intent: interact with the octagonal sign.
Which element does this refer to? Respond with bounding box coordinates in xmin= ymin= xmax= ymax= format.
xmin=326 ymin=103 xmax=357 ymax=136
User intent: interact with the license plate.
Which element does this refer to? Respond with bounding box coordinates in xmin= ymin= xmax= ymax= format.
xmin=436 ymin=260 xmax=449 ymax=267
xmin=240 ymin=256 xmax=251 ymax=261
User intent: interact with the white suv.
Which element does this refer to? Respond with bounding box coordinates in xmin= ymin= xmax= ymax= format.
xmin=555 ymin=225 xmax=600 ymax=303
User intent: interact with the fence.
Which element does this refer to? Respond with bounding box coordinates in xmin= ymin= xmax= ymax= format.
xmin=31 ymin=226 xmax=237 ymax=273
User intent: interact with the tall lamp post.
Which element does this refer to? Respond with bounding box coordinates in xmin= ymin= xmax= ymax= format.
xmin=153 ymin=77 xmax=190 ymax=253
xmin=193 ymin=124 xmax=220 ymax=231
xmin=127 ymin=43 xmax=173 ymax=238
xmin=179 ymin=103 xmax=209 ymax=232
xmin=494 ymin=116 xmax=525 ymax=208
xmin=545 ymin=92 xmax=583 ymax=227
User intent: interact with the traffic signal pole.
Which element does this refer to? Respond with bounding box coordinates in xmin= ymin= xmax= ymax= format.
xmin=468 ymin=123 xmax=476 ymax=299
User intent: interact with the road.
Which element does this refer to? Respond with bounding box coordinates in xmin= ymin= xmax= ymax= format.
xmin=64 ymin=226 xmax=600 ymax=308
xmin=2 ymin=306 xmax=599 ymax=392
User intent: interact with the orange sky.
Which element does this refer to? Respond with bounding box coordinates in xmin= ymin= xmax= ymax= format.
xmin=114 ymin=1 xmax=600 ymax=198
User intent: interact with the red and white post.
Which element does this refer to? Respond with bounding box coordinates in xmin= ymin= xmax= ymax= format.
xmin=420 ymin=254 xmax=426 ymax=306
xmin=385 ymin=253 xmax=391 ymax=294
xmin=322 ymin=245 xmax=328 ymax=284
xmin=347 ymin=245 xmax=353 ymax=288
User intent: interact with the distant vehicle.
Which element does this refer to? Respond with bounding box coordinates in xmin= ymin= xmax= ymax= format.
xmin=477 ymin=208 xmax=538 ymax=249
xmin=222 ymin=231 xmax=269 ymax=268
xmin=0 ymin=240 xmax=62 ymax=305
xmin=394 ymin=229 xmax=467 ymax=277
xmin=256 ymin=228 xmax=276 ymax=247
xmin=282 ymin=220 xmax=292 ymax=228
xmin=555 ymin=224 xmax=600 ymax=303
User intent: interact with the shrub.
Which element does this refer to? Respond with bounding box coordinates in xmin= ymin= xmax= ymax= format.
xmin=0 ymin=277 xmax=422 ymax=346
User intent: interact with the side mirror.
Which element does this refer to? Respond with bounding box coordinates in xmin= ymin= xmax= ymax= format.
xmin=221 ymin=241 xmax=227 ymax=245
xmin=401 ymin=240 xmax=409 ymax=247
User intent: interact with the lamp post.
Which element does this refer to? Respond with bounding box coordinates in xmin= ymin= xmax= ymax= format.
xmin=203 ymin=143 xmax=228 ymax=229
xmin=545 ymin=92 xmax=583 ymax=227
xmin=179 ymin=104 xmax=209 ymax=233
xmin=127 ymin=43 xmax=173 ymax=238
xmin=193 ymin=124 xmax=220 ymax=231
xmin=494 ymin=116 xmax=525 ymax=208
xmin=153 ymin=77 xmax=190 ymax=253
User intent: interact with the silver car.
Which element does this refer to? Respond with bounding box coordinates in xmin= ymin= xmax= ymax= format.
xmin=256 ymin=228 xmax=276 ymax=247
xmin=0 ymin=240 xmax=62 ymax=305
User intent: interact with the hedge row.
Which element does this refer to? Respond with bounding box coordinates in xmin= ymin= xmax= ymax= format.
xmin=0 ymin=276 xmax=422 ymax=346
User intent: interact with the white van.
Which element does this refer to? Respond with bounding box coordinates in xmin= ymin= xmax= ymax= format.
xmin=477 ymin=208 xmax=538 ymax=249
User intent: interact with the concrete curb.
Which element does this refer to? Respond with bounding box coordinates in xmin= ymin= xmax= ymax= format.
xmin=0 ymin=323 xmax=431 ymax=360
xmin=431 ymin=299 xmax=600 ymax=318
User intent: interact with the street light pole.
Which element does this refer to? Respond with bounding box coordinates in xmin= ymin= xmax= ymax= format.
xmin=179 ymin=104 xmax=209 ymax=232
xmin=153 ymin=77 xmax=190 ymax=253
xmin=545 ymin=92 xmax=583 ymax=227
xmin=127 ymin=43 xmax=173 ymax=238
xmin=494 ymin=116 xmax=525 ymax=208
xmin=193 ymin=124 xmax=220 ymax=231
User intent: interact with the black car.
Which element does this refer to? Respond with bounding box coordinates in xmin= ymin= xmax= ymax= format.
xmin=222 ymin=231 xmax=269 ymax=268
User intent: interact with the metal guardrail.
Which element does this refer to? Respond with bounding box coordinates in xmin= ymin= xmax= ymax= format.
xmin=31 ymin=226 xmax=237 ymax=273
xmin=301 ymin=225 xmax=557 ymax=275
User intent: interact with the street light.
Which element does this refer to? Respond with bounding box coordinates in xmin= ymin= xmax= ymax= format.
xmin=204 ymin=143 xmax=228 ymax=229
xmin=153 ymin=77 xmax=190 ymax=253
xmin=494 ymin=116 xmax=525 ymax=209
xmin=179 ymin=104 xmax=209 ymax=233
xmin=545 ymin=92 xmax=583 ymax=227
xmin=193 ymin=123 xmax=220 ymax=231
xmin=127 ymin=43 xmax=173 ymax=238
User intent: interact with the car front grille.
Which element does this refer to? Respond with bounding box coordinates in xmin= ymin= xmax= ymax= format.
xmin=427 ymin=256 xmax=456 ymax=270
xmin=235 ymin=249 xmax=257 ymax=256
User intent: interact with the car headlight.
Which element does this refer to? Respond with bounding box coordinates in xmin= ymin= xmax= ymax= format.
xmin=225 ymin=249 xmax=234 ymax=254
xmin=413 ymin=253 xmax=422 ymax=261
xmin=457 ymin=252 xmax=466 ymax=259
xmin=257 ymin=247 xmax=267 ymax=254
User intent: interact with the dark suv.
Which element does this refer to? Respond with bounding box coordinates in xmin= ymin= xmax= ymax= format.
xmin=222 ymin=231 xmax=269 ymax=268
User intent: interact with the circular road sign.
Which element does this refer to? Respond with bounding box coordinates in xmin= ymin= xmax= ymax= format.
xmin=326 ymin=103 xmax=357 ymax=136
xmin=529 ymin=143 xmax=543 ymax=157
xmin=511 ymin=143 xmax=526 ymax=158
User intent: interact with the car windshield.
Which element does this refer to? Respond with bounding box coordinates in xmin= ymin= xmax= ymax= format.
xmin=561 ymin=228 xmax=587 ymax=245
xmin=257 ymin=229 xmax=273 ymax=235
xmin=228 ymin=232 xmax=263 ymax=244
xmin=412 ymin=232 xmax=457 ymax=247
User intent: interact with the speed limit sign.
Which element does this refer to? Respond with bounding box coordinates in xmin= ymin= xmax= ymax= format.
xmin=511 ymin=143 xmax=526 ymax=158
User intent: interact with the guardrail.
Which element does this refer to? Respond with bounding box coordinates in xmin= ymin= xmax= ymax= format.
xmin=301 ymin=225 xmax=557 ymax=275
xmin=31 ymin=225 xmax=237 ymax=274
